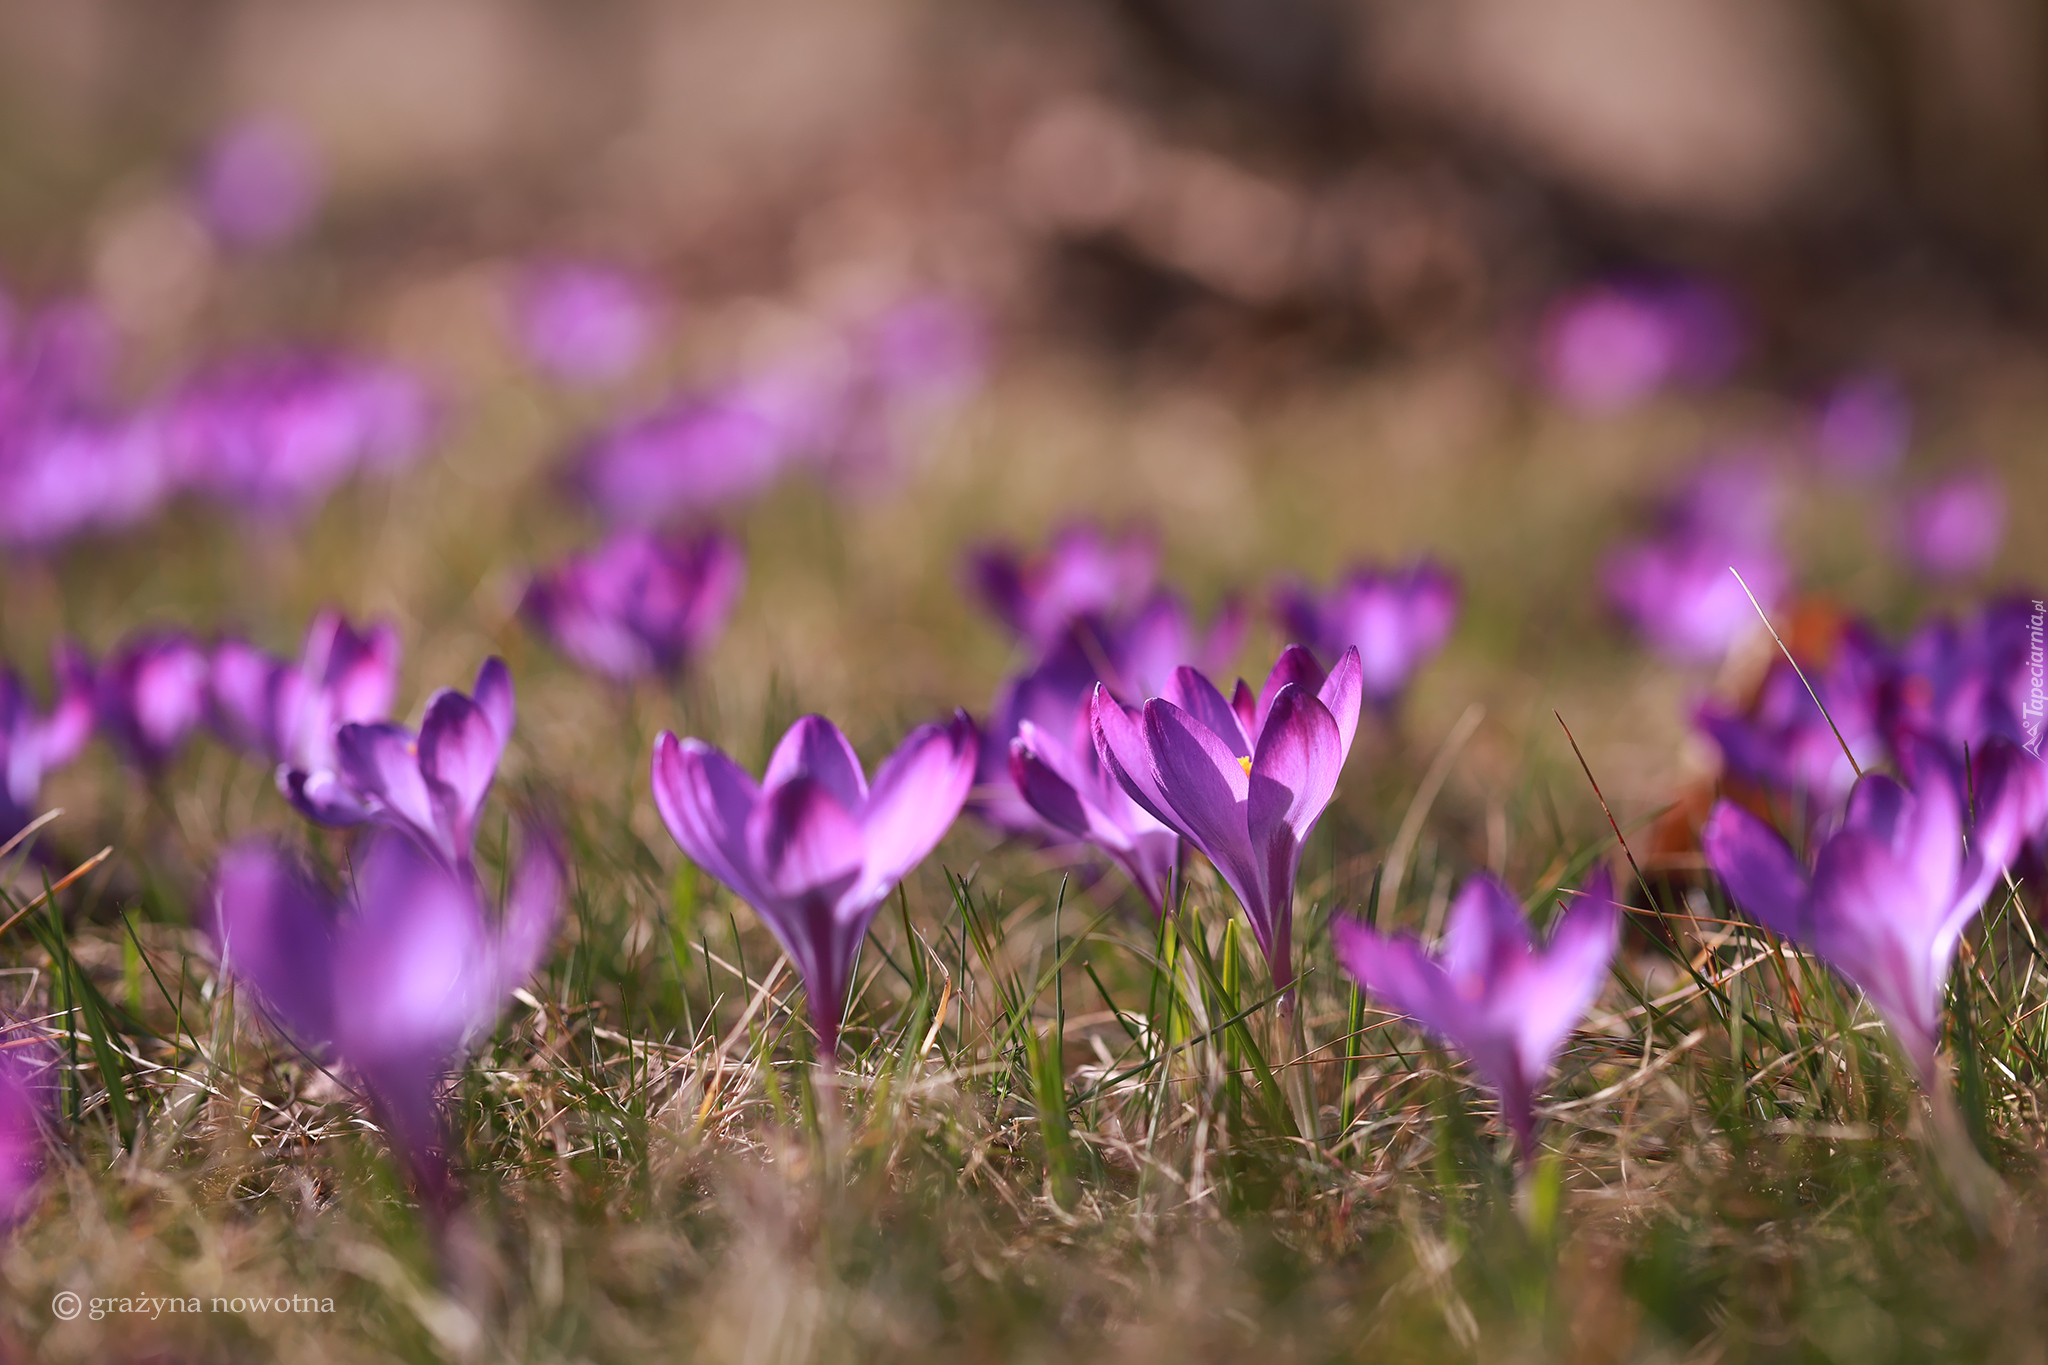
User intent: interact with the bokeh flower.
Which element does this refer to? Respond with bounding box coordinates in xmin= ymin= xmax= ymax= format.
xmin=0 ymin=645 xmax=94 ymax=845
xmin=1536 ymin=278 xmax=1742 ymax=413
xmin=211 ymin=610 xmax=401 ymax=776
xmin=1272 ymin=560 xmax=1458 ymax=707
xmin=967 ymin=524 xmax=1159 ymax=656
xmin=521 ymin=529 xmax=743 ymax=682
xmin=208 ymin=829 xmax=562 ymax=1205
xmin=1814 ymin=372 xmax=1910 ymax=478
xmin=651 ymin=712 xmax=976 ymax=1059
xmin=195 ymin=116 xmax=323 ymax=250
xmin=96 ymin=632 xmax=211 ymax=774
xmin=515 ymin=261 xmax=662 ymax=386
xmin=1898 ymin=470 xmax=2005 ymax=580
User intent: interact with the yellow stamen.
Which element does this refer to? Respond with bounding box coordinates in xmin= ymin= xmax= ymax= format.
xmin=1237 ymin=755 xmax=1252 ymax=776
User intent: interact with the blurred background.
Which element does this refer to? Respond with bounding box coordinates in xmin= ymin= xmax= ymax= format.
xmin=1 ymin=0 xmax=2044 ymax=832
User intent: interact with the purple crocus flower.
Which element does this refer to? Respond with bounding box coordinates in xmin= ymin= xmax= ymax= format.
xmin=1603 ymin=535 xmax=1789 ymax=665
xmin=1272 ymin=560 xmax=1458 ymax=707
xmin=0 ymin=645 xmax=94 ymax=843
xmin=212 ymin=610 xmax=400 ymax=785
xmin=0 ymin=412 xmax=173 ymax=551
xmin=1898 ymin=471 xmax=2005 ymax=580
xmin=170 ymin=352 xmax=436 ymax=517
xmin=514 ymin=261 xmax=661 ymax=386
xmin=1703 ymin=741 xmax=2032 ymax=1086
xmin=284 ymin=658 xmax=514 ymax=870
xmin=1814 ymin=373 xmax=1910 ymax=479
xmin=816 ymin=295 xmax=990 ymax=486
xmin=568 ymin=377 xmax=817 ymax=524
xmin=965 ymin=525 xmax=1159 ymax=656
xmin=650 ymin=711 xmax=977 ymax=1059
xmin=1011 ymin=703 xmax=1179 ymax=913
xmin=520 ymin=529 xmax=743 ymax=682
xmin=96 ymin=632 xmax=211 ymax=773
xmin=1093 ymin=645 xmax=1364 ymax=990
xmin=1697 ymin=625 xmax=1891 ymax=809
xmin=195 ymin=117 xmax=323 ymax=250
xmin=1536 ymin=278 xmax=1742 ymax=413
xmin=208 ymin=829 xmax=561 ymax=1206
xmin=1332 ymin=868 xmax=1621 ymax=1159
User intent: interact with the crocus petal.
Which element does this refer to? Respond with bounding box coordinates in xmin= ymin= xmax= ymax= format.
xmin=1808 ymin=830 xmax=1941 ymax=1082
xmin=494 ymin=833 xmax=565 ymax=995
xmin=1244 ymin=685 xmax=1344 ymax=980
xmin=1316 ymin=646 xmax=1364 ymax=765
xmin=749 ymin=776 xmax=865 ymax=904
xmin=1253 ymin=645 xmax=1326 ymax=736
xmin=208 ymin=841 xmax=338 ymax=1045
xmin=336 ymin=722 xmax=442 ymax=852
xmin=1093 ymin=686 xmax=1180 ymax=832
xmin=1329 ymin=920 xmax=1460 ymax=1040
xmin=1163 ymin=666 xmax=1251 ymax=758
xmin=764 ymin=714 xmax=869 ymax=812
xmin=1513 ymin=869 xmax=1622 ymax=1088
xmin=210 ymin=639 xmax=283 ymax=756
xmin=1143 ymin=698 xmax=1264 ymax=917
xmin=1701 ymin=801 xmax=1810 ymax=941
xmin=1012 ymin=731 xmax=1118 ymax=849
xmin=858 ymin=712 xmax=976 ymax=895
xmin=279 ymin=765 xmax=377 ymax=826
xmin=418 ymin=690 xmax=504 ymax=858
xmin=650 ymin=732 xmax=770 ymax=908
xmin=1437 ymin=872 xmax=1533 ymax=986
xmin=472 ymin=657 xmax=516 ymax=752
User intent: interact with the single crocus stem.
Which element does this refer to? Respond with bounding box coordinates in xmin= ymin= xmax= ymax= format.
xmin=1922 ymin=1057 xmax=2010 ymax=1244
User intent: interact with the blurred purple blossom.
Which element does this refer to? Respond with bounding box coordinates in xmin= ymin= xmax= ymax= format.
xmin=1604 ymin=457 xmax=1787 ymax=664
xmin=568 ymin=377 xmax=817 ymax=524
xmin=285 ymin=658 xmax=514 ymax=871
xmin=515 ymin=262 xmax=662 ymax=386
xmin=169 ymin=353 xmax=436 ymax=517
xmin=195 ymin=117 xmax=323 ymax=249
xmin=0 ymin=1022 xmax=52 ymax=1229
xmin=521 ymin=529 xmax=743 ymax=682
xmin=1813 ymin=373 xmax=1910 ymax=478
xmin=967 ymin=524 xmax=1159 ymax=655
xmin=1536 ymin=277 xmax=1742 ymax=413
xmin=1696 ymin=625 xmax=1891 ymax=809
xmin=1093 ymin=645 xmax=1363 ymax=991
xmin=0 ymin=413 xmax=173 ymax=550
xmin=1012 ymin=707 xmax=1179 ymax=914
xmin=1704 ymin=740 xmax=2033 ymax=1086
xmin=651 ymin=711 xmax=976 ymax=1059
xmin=211 ymin=611 xmax=401 ymax=782
xmin=1898 ymin=470 xmax=2005 ymax=580
xmin=207 ymin=829 xmax=561 ymax=1206
xmin=0 ymin=645 xmax=94 ymax=845
xmin=96 ymin=632 xmax=211 ymax=773
xmin=1272 ymin=560 xmax=1458 ymax=707
xmin=1332 ymin=868 xmax=1621 ymax=1160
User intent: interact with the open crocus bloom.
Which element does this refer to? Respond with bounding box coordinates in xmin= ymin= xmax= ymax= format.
xmin=520 ymin=529 xmax=743 ymax=682
xmin=651 ymin=712 xmax=977 ymax=1058
xmin=1332 ymin=868 xmax=1622 ymax=1159
xmin=211 ymin=610 xmax=401 ymax=777
xmin=0 ymin=644 xmax=94 ymax=845
xmin=1703 ymin=740 xmax=2032 ymax=1087
xmin=1094 ymin=645 xmax=1363 ymax=990
xmin=96 ymin=631 xmax=211 ymax=773
xmin=1272 ymin=561 xmax=1458 ymax=706
xmin=284 ymin=658 xmax=515 ymax=870
xmin=208 ymin=830 xmax=561 ymax=1205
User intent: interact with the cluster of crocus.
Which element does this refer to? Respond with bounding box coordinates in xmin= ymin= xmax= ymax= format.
xmin=1333 ymin=868 xmax=1622 ymax=1161
xmin=0 ymin=284 xmax=439 ymax=549
xmin=167 ymin=352 xmax=438 ymax=518
xmin=1704 ymin=738 xmax=2040 ymax=1088
xmin=1603 ymin=456 xmax=1789 ymax=665
xmin=569 ymin=293 xmax=986 ymax=524
xmin=1271 ymin=559 xmax=1459 ymax=710
xmin=514 ymin=261 xmax=663 ymax=387
xmin=651 ymin=712 xmax=977 ymax=1059
xmin=1696 ymin=621 xmax=1894 ymax=811
xmin=521 ymin=529 xmax=743 ymax=682
xmin=1535 ymin=276 xmax=1743 ymax=414
xmin=208 ymin=828 xmax=562 ymax=1206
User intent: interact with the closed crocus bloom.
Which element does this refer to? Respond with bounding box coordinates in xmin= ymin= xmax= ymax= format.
xmin=1703 ymin=739 xmax=2032 ymax=1088
xmin=1011 ymin=707 xmax=1179 ymax=914
xmin=1898 ymin=471 xmax=2005 ymax=580
xmin=520 ymin=530 xmax=743 ymax=682
xmin=211 ymin=610 xmax=401 ymax=776
xmin=208 ymin=830 xmax=561 ymax=1205
xmin=0 ymin=645 xmax=94 ymax=843
xmin=1093 ymin=645 xmax=1363 ymax=991
xmin=651 ymin=712 xmax=977 ymax=1060
xmin=1332 ymin=868 xmax=1622 ymax=1160
xmin=284 ymin=658 xmax=515 ymax=871
xmin=97 ymin=632 xmax=211 ymax=773
xmin=515 ymin=261 xmax=661 ymax=387
xmin=1272 ymin=561 xmax=1457 ymax=706
xmin=965 ymin=524 xmax=1159 ymax=656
